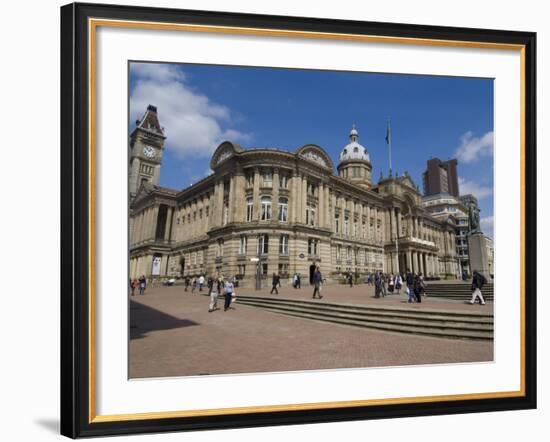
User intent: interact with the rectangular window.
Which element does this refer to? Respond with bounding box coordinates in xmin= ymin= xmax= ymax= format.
xmin=261 ymin=197 xmax=272 ymax=221
xmin=308 ymin=238 xmax=319 ymax=256
xmin=246 ymin=198 xmax=254 ymax=222
xmin=217 ymin=239 xmax=224 ymax=257
xmin=278 ymin=198 xmax=288 ymax=222
xmin=278 ymin=263 xmax=289 ymax=276
xmin=336 ymin=245 xmax=341 ymax=260
xmin=335 ymin=213 xmax=340 ymax=233
xmin=279 ymin=174 xmax=288 ymax=189
xmin=262 ymin=263 xmax=268 ymax=276
xmin=239 ymin=235 xmax=247 ymax=255
xmin=344 ymin=216 xmax=350 ymax=236
xmin=279 ymin=235 xmax=289 ymax=255
xmin=257 ymin=234 xmax=269 ymax=255
xmin=263 ymin=172 xmax=273 ymax=187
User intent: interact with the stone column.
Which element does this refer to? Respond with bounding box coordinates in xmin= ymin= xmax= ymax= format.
xmin=290 ymin=170 xmax=298 ymax=223
xmin=318 ymin=183 xmax=325 ymax=228
xmin=150 ymin=205 xmax=159 ymax=241
xmin=227 ymin=175 xmax=236 ymax=224
xmin=324 ymin=185 xmax=330 ymax=229
xmin=396 ymin=208 xmax=401 ymax=239
xmin=330 ymin=191 xmax=336 ymax=232
xmin=253 ymin=168 xmax=260 ymax=221
xmin=406 ymin=250 xmax=412 ymax=272
xmin=164 ymin=207 xmax=172 ymax=241
xmin=142 ymin=208 xmax=151 ymax=241
xmin=301 ymin=174 xmax=308 ymax=224
xmin=234 ymin=174 xmax=246 ymax=223
xmin=412 ymin=251 xmax=417 ymax=273
xmin=272 ymin=168 xmax=280 ymax=223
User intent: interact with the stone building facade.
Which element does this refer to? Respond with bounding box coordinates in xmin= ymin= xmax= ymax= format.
xmin=129 ymin=106 xmax=459 ymax=286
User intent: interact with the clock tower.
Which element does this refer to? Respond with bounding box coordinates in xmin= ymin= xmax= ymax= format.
xmin=129 ymin=104 xmax=166 ymax=202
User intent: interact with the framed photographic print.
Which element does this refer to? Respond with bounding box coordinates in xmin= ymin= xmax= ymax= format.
xmin=60 ymin=2 xmax=537 ymax=438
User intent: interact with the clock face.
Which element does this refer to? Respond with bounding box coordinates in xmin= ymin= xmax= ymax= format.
xmin=143 ymin=145 xmax=156 ymax=159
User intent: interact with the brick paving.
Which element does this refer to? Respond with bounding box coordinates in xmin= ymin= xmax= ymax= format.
xmin=129 ymin=283 xmax=493 ymax=378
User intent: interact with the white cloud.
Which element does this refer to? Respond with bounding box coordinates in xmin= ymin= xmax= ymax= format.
xmin=481 ymin=216 xmax=494 ymax=239
xmin=458 ymin=177 xmax=492 ymax=200
xmin=130 ymin=63 xmax=252 ymax=158
xmin=455 ymin=131 xmax=493 ymax=163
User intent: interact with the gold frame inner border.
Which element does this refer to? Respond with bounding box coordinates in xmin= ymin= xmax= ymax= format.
xmin=87 ymin=17 xmax=527 ymax=424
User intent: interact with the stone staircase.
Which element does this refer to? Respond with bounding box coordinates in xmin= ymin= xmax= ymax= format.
xmin=234 ymin=295 xmax=493 ymax=341
xmin=424 ymin=282 xmax=494 ymax=301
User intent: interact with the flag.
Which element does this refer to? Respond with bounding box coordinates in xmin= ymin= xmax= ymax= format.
xmin=385 ymin=120 xmax=391 ymax=145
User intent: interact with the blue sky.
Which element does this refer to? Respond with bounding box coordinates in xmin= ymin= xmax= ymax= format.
xmin=129 ymin=62 xmax=494 ymax=238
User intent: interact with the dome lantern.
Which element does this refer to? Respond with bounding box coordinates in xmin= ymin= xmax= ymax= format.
xmin=337 ymin=124 xmax=373 ymax=188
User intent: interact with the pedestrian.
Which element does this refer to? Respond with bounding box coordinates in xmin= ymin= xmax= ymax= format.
xmin=198 ymin=274 xmax=205 ymax=291
xmin=388 ymin=273 xmax=395 ymax=294
xmin=312 ymin=266 xmax=323 ymax=299
xmin=184 ymin=277 xmax=190 ymax=292
xmin=138 ymin=275 xmax=146 ymax=295
xmin=270 ymin=273 xmax=280 ymax=294
xmin=374 ymin=272 xmax=382 ymax=298
xmin=469 ymin=270 xmax=487 ymax=305
xmin=292 ymin=273 xmax=298 ymax=289
xmin=348 ymin=273 xmax=353 ymax=288
xmin=223 ymin=278 xmax=235 ymax=311
xmin=207 ymin=278 xmax=219 ymax=312
xmin=419 ymin=272 xmax=427 ymax=297
xmin=191 ymin=277 xmax=197 ymax=293
xmin=296 ymin=273 xmax=301 ymax=289
xmin=406 ymin=270 xmax=416 ymax=303
xmin=130 ymin=278 xmax=137 ymax=296
xmin=395 ymin=274 xmax=402 ymax=294
xmin=413 ymin=273 xmax=425 ymax=303
xmin=381 ymin=272 xmax=387 ymax=297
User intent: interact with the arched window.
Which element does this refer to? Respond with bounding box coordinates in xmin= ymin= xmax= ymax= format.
xmin=278 ymin=197 xmax=288 ymax=222
xmin=353 ymin=147 xmax=359 ymax=153
xmin=261 ymin=196 xmax=272 ymax=220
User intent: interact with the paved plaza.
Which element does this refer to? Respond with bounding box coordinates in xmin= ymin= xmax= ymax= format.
xmin=129 ymin=282 xmax=493 ymax=378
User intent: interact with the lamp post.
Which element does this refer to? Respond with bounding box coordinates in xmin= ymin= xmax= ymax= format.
xmin=251 ymin=256 xmax=261 ymax=290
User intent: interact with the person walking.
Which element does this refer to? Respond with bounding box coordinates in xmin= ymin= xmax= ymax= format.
xmin=312 ymin=267 xmax=323 ymax=299
xmin=223 ymin=278 xmax=235 ymax=311
xmin=296 ymin=273 xmax=301 ymax=289
xmin=381 ymin=273 xmax=387 ymax=297
xmin=270 ymin=273 xmax=280 ymax=295
xmin=348 ymin=273 xmax=353 ymax=288
xmin=406 ymin=270 xmax=416 ymax=303
xmin=388 ymin=273 xmax=395 ymax=294
xmin=413 ymin=273 xmax=425 ymax=303
xmin=191 ymin=277 xmax=197 ymax=293
xmin=469 ymin=270 xmax=487 ymax=305
xmin=184 ymin=276 xmax=190 ymax=292
xmin=130 ymin=279 xmax=137 ymax=296
xmin=207 ymin=277 xmax=220 ymax=312
xmin=198 ymin=274 xmax=205 ymax=291
xmin=374 ymin=272 xmax=382 ymax=298
xmin=138 ymin=275 xmax=146 ymax=295
xmin=292 ymin=273 xmax=298 ymax=289
xmin=395 ymin=274 xmax=402 ymax=295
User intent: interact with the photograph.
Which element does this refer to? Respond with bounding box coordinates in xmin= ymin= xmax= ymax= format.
xmin=128 ymin=62 xmax=496 ymax=379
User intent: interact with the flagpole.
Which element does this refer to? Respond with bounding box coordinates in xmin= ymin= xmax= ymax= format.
xmin=387 ymin=118 xmax=399 ymax=274
xmin=387 ymin=118 xmax=392 ymax=175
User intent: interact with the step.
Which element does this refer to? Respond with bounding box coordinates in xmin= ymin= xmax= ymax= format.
xmin=236 ymin=295 xmax=494 ymax=319
xmin=236 ymin=301 xmax=494 ymax=336
xmin=244 ymin=306 xmax=493 ymax=340
xmin=235 ymin=297 xmax=493 ymax=325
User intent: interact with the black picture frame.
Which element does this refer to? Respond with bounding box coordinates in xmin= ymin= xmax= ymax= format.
xmin=60 ymin=2 xmax=537 ymax=438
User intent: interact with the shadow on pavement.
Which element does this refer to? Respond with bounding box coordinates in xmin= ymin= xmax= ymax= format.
xmin=130 ymin=299 xmax=199 ymax=340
